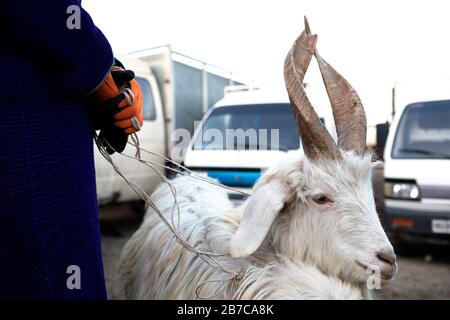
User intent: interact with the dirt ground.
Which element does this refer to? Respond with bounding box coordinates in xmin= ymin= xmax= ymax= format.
xmin=100 ymin=166 xmax=450 ymax=300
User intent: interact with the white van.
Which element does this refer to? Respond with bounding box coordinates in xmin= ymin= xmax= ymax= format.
xmin=183 ymin=87 xmax=335 ymax=200
xmin=383 ymin=81 xmax=450 ymax=243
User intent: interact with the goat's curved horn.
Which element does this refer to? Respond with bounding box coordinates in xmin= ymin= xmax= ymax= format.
xmin=284 ymin=17 xmax=342 ymax=161
xmin=314 ymin=51 xmax=367 ymax=155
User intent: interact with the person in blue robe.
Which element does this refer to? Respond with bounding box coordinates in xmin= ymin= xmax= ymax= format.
xmin=0 ymin=0 xmax=126 ymax=299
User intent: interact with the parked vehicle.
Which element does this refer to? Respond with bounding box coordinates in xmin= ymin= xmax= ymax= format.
xmin=383 ymin=81 xmax=450 ymax=244
xmin=95 ymin=47 xmax=239 ymax=204
xmin=183 ymin=86 xmax=336 ymax=200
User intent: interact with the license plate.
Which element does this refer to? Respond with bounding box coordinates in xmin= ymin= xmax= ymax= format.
xmin=431 ymin=219 xmax=450 ymax=234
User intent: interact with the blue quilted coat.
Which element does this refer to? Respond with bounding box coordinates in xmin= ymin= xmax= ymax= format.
xmin=0 ymin=0 xmax=113 ymax=299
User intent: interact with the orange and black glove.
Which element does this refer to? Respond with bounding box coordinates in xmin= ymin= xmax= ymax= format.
xmin=87 ymin=62 xmax=143 ymax=154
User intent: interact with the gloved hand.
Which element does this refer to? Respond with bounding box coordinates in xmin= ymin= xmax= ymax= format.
xmin=87 ymin=63 xmax=143 ymax=154
xmin=110 ymin=71 xmax=143 ymax=134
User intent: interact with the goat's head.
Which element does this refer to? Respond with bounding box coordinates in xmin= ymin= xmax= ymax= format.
xmin=230 ymin=18 xmax=397 ymax=288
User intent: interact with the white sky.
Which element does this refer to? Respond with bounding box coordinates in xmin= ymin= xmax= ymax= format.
xmin=84 ymin=0 xmax=450 ymax=125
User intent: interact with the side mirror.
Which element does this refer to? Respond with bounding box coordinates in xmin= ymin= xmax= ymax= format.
xmin=375 ymin=122 xmax=390 ymax=160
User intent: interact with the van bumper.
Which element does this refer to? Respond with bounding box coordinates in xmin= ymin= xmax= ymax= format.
xmin=384 ymin=199 xmax=450 ymax=238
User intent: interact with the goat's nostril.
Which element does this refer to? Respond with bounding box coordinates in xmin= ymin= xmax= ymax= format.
xmin=377 ymin=251 xmax=396 ymax=265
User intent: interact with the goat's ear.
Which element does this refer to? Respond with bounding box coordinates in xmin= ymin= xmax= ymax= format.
xmin=229 ymin=182 xmax=286 ymax=258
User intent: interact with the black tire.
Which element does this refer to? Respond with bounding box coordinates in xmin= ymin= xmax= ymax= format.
xmin=394 ymin=239 xmax=412 ymax=256
xmin=165 ymin=161 xmax=185 ymax=179
xmin=389 ymin=232 xmax=428 ymax=256
xmin=128 ymin=200 xmax=147 ymax=216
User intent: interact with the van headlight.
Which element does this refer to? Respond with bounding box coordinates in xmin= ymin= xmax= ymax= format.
xmin=384 ymin=181 xmax=421 ymax=200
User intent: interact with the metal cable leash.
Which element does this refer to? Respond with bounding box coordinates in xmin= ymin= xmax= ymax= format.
xmin=94 ymin=133 xmax=245 ymax=298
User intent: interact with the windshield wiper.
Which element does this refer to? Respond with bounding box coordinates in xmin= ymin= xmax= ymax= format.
xmin=233 ymin=142 xmax=289 ymax=152
xmin=272 ymin=145 xmax=289 ymax=152
xmin=398 ymin=148 xmax=450 ymax=159
xmin=234 ymin=142 xmax=259 ymax=150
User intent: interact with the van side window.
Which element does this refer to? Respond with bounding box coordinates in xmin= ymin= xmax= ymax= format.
xmin=136 ymin=77 xmax=156 ymax=121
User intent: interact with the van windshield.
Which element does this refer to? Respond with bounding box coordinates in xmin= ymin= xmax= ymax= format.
xmin=193 ymin=103 xmax=301 ymax=151
xmin=392 ymin=100 xmax=450 ymax=159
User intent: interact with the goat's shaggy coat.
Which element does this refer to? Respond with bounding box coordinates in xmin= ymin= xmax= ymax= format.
xmin=118 ymin=167 xmax=365 ymax=300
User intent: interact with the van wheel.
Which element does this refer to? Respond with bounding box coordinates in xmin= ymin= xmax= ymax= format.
xmin=165 ymin=161 xmax=184 ymax=179
xmin=392 ymin=237 xmax=413 ymax=256
xmin=128 ymin=200 xmax=147 ymax=216
xmin=389 ymin=233 xmax=426 ymax=256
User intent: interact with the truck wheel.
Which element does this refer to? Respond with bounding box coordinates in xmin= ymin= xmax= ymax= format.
xmin=393 ymin=238 xmax=412 ymax=255
xmin=389 ymin=233 xmax=414 ymax=256
xmin=128 ymin=200 xmax=147 ymax=216
xmin=390 ymin=233 xmax=428 ymax=256
xmin=165 ymin=161 xmax=184 ymax=179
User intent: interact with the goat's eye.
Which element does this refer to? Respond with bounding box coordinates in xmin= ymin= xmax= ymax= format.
xmin=313 ymin=195 xmax=332 ymax=205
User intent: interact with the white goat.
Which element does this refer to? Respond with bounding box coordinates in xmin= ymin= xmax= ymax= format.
xmin=117 ymin=18 xmax=397 ymax=300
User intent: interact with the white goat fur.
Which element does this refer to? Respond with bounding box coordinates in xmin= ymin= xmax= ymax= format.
xmin=118 ymin=152 xmax=393 ymax=300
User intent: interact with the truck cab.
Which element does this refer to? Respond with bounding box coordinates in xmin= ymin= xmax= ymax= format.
xmin=384 ymin=81 xmax=450 ymax=243
xmin=94 ymin=49 xmax=239 ymax=205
